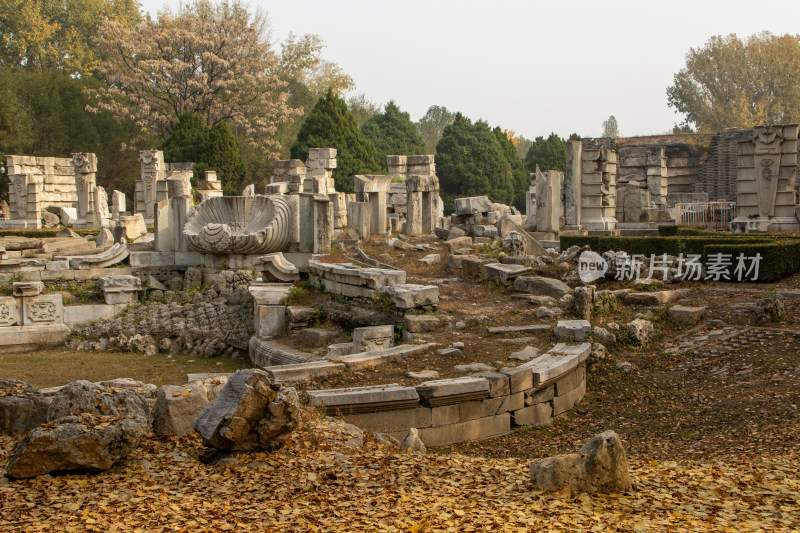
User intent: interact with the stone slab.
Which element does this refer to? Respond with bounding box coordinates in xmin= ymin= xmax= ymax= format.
xmin=552 ymin=380 xmax=586 ymax=416
xmin=512 ymin=402 xmax=553 ymax=426
xmin=0 ymin=324 xmax=70 ymax=352
xmin=63 ymin=304 xmax=117 ymax=325
xmin=264 ymin=361 xmax=345 ymax=382
xmin=482 ymin=263 xmax=533 ymax=284
xmin=342 ymin=407 xmax=432 ymax=433
xmin=418 ymin=413 xmax=511 ymax=446
xmin=416 ymin=377 xmax=490 ymax=407
xmin=487 ymin=324 xmax=551 ymax=334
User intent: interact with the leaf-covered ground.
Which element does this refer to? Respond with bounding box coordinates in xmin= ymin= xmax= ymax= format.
xmin=1 ymin=413 xmax=799 ymax=532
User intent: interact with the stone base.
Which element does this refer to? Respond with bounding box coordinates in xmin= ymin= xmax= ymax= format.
xmin=581 ymin=218 xmax=617 ymax=231
xmin=730 ymin=216 xmax=800 ymax=233
xmin=0 ymin=220 xmax=41 ymax=229
xmin=0 ymin=324 xmax=70 ymax=352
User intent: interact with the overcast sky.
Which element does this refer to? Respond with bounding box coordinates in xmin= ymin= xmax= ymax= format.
xmin=138 ymin=0 xmax=800 ymax=139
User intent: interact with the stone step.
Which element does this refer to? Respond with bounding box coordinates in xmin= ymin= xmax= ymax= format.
xmin=306 ymin=384 xmax=420 ymax=415
xmin=416 ymin=376 xmax=490 ymax=407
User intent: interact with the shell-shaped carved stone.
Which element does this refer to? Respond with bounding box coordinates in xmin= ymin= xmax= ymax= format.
xmin=184 ymin=196 xmax=291 ymax=255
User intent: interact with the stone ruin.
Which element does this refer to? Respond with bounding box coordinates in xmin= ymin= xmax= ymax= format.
xmin=2 ymin=155 xmax=78 ymax=229
xmin=731 ymin=124 xmax=800 ymax=232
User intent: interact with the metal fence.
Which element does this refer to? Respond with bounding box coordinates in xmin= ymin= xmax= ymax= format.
xmin=674 ymin=202 xmax=736 ymax=230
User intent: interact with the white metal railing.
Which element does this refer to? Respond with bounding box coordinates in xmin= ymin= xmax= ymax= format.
xmin=674 ymin=202 xmax=736 ymax=230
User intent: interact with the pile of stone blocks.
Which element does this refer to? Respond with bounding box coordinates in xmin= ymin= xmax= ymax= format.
xmin=308 ymin=260 xmax=406 ymax=299
xmin=304 ymin=343 xmax=588 ymax=446
xmin=196 ymin=170 xmax=222 ymax=203
xmin=308 ymin=260 xmax=438 ymax=310
xmin=0 ymin=281 xmax=70 ymax=351
xmin=2 ymin=155 xmax=77 ymax=229
xmin=450 ymin=196 xmax=499 ymax=237
xmin=304 ymin=148 xmax=337 ymax=195
xmin=267 ymin=159 xmax=306 ymax=195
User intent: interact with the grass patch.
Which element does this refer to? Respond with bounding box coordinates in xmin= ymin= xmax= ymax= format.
xmin=0 ymin=348 xmax=251 ymax=388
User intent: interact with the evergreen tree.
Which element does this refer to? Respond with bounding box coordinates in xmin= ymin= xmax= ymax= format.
xmin=524 ymin=133 xmax=567 ymax=174
xmin=435 ymin=113 xmax=514 ymax=214
xmin=204 ymin=121 xmax=246 ymax=196
xmin=160 ymin=113 xmax=246 ymax=194
xmin=493 ymin=127 xmax=528 ymax=211
xmin=161 ymin=112 xmax=209 ymax=164
xmin=291 ymin=88 xmax=379 ymax=192
xmin=361 ymin=101 xmax=426 ymax=171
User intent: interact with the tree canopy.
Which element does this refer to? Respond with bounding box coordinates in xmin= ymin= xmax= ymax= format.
xmin=435 ymin=113 xmax=515 ymax=213
xmin=524 ymin=133 xmax=569 ymax=174
xmin=361 ymin=101 xmax=426 ymax=171
xmin=0 ymin=0 xmax=140 ymax=76
xmin=602 ymin=115 xmax=619 ymax=138
xmin=667 ymin=32 xmax=800 ymax=132
xmin=290 ymin=89 xmax=380 ymax=193
xmin=493 ymin=127 xmax=528 ymax=211
xmin=89 ymin=0 xmax=298 ymax=159
xmin=417 ymin=105 xmax=455 ymax=154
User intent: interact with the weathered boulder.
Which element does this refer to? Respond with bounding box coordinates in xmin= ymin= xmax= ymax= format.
xmin=193 ymin=369 xmax=300 ymax=451
xmin=592 ymin=326 xmax=616 ymax=346
xmin=572 ymin=286 xmax=595 ymax=321
xmin=400 ymin=427 xmax=426 ymax=453
xmin=152 ymin=384 xmax=209 ymax=436
xmin=621 ymin=319 xmax=654 ymax=345
xmin=47 ymin=380 xmax=151 ymax=422
xmin=554 ymin=320 xmax=592 ymax=342
xmin=0 ymin=380 xmax=49 ymax=436
xmin=514 ymin=276 xmax=572 ymax=299
xmin=753 ymin=296 xmax=784 ymax=324
xmin=41 ymin=209 xmax=60 ymax=228
xmin=530 ymin=430 xmax=632 ymax=493
xmin=668 ymin=305 xmax=706 ymax=326
xmin=6 ymin=414 xmax=149 ymax=479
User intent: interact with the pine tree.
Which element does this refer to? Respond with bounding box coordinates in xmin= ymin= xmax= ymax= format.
xmin=493 ymin=127 xmax=528 ymax=211
xmin=361 ymin=101 xmax=426 ymax=170
xmin=435 ymin=113 xmax=514 ymax=213
xmin=524 ymin=133 xmax=567 ymax=174
xmin=291 ymin=88 xmax=379 ymax=192
xmin=204 ymin=121 xmax=246 ymax=196
xmin=161 ymin=112 xmax=209 ymax=164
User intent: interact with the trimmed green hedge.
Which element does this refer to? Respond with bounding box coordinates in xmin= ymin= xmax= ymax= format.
xmin=559 ymin=234 xmax=800 ymax=281
xmin=704 ymin=240 xmax=800 ymax=282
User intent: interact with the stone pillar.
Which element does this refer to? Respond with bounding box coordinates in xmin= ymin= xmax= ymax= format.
xmin=347 ymin=201 xmax=371 ymax=239
xmin=564 ymin=140 xmax=583 ymax=228
xmin=534 ymin=167 xmax=562 ymax=233
xmin=249 ymin=284 xmax=293 ymax=339
xmin=645 ymin=146 xmax=668 ymax=210
xmin=71 ymin=153 xmax=97 ymax=228
xmin=138 ymin=150 xmax=165 ymax=222
xmin=93 ymin=186 xmax=111 ymax=229
xmin=580 ymin=147 xmax=618 ymax=231
xmin=299 ymin=193 xmax=332 ymax=253
xmin=369 ymin=192 xmax=387 ymax=235
xmin=329 ymin=192 xmax=348 ymax=228
xmin=406 ymin=174 xmax=439 ymax=235
xmin=111 ymin=190 xmax=126 ymax=221
xmin=156 ymin=176 xmax=194 ymax=252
